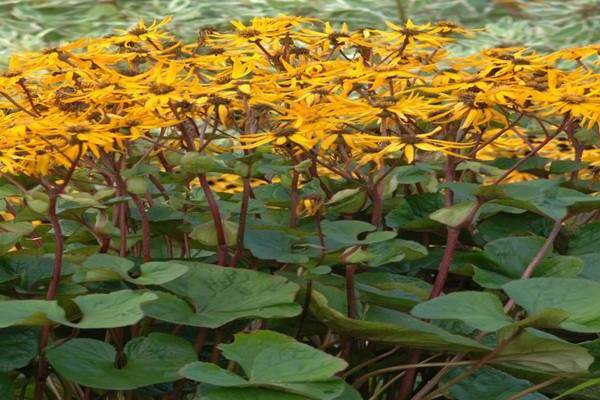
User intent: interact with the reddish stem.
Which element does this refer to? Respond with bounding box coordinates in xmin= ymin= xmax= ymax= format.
xmin=397 ymin=350 xmax=422 ymax=400
xmin=429 ymin=227 xmax=460 ymax=299
xmin=33 ymin=190 xmax=63 ymax=400
xmin=198 ymin=174 xmax=228 ymax=266
xmin=130 ymin=193 xmax=151 ymax=262
xmin=289 ymin=170 xmax=300 ymax=228
xmin=229 ymin=177 xmax=251 ymax=268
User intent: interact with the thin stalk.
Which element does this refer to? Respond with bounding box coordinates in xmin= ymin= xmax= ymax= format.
xmin=370 ymin=179 xmax=384 ymax=227
xmin=429 ymin=227 xmax=460 ymax=298
xmin=297 ymin=208 xmax=326 ymax=339
xmin=289 ymin=170 xmax=300 ymax=228
xmin=0 ymin=90 xmax=39 ymax=117
xmin=343 ymin=346 xmax=401 ymax=377
xmin=353 ymin=359 xmax=476 ymax=389
xmin=130 ymin=193 xmax=151 ymax=262
xmin=421 ymin=329 xmax=523 ymax=400
xmin=370 ymin=371 xmax=406 ymax=400
xmin=33 ymin=189 xmax=63 ymax=400
xmin=495 ymin=116 xmax=569 ymax=184
xmin=198 ymin=174 xmax=228 ymax=266
xmin=229 ymin=161 xmax=252 ymax=268
xmin=505 ymin=376 xmax=563 ymax=400
xmin=397 ymin=350 xmax=421 ymax=400
xmin=504 ymin=218 xmax=563 ymax=312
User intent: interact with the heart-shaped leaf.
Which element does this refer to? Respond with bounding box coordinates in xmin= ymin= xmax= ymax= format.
xmin=504 ymin=278 xmax=600 ymax=332
xmin=411 ymin=291 xmax=512 ymax=332
xmin=0 ymin=327 xmax=38 ymax=372
xmin=47 ymin=333 xmax=196 ymax=390
xmin=181 ymin=330 xmax=347 ymax=399
xmin=74 ymin=254 xmax=188 ymax=285
xmin=142 ymin=262 xmax=301 ymax=328
xmin=306 ymin=284 xmax=489 ymax=353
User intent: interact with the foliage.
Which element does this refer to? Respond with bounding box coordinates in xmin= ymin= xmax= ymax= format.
xmin=0 ymin=14 xmax=600 ymax=400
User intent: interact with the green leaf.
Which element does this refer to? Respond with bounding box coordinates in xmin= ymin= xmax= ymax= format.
xmin=366 ymin=239 xmax=427 ymax=267
xmin=129 ymin=262 xmax=189 ymax=285
xmin=550 ymin=160 xmax=585 ymax=175
xmin=326 ymin=188 xmax=367 ymax=214
xmin=385 ymin=193 xmax=444 ymax=231
xmin=534 ymin=256 xmax=582 ymax=278
xmin=503 ymin=278 xmax=600 ymax=333
xmin=308 ymin=286 xmax=489 ymax=353
xmin=47 ymin=333 xmax=196 ymax=390
xmin=354 ymin=273 xmax=429 ymax=311
xmin=181 ymin=362 xmax=249 ymax=387
xmin=496 ymin=328 xmax=593 ymax=374
xmin=411 ymin=291 xmax=512 ymax=332
xmin=476 ymin=180 xmax=569 ymax=221
xmin=569 ymin=222 xmax=600 ymax=255
xmin=195 ymin=387 xmax=308 ymax=400
xmin=0 ymin=255 xmax=76 ymax=292
xmin=143 ymin=262 xmax=301 ymax=328
xmin=69 ymin=290 xmax=157 ymax=329
xmin=554 ymin=377 xmax=600 ymax=400
xmin=223 ymin=330 xmax=346 ymax=382
xmin=0 ymin=327 xmax=38 ymax=372
xmin=444 ymin=366 xmax=549 ymax=400
xmin=244 ymin=227 xmax=309 ymax=263
xmin=473 ymin=236 xmax=554 ymax=288
xmin=429 ymin=201 xmax=479 ymax=228
xmin=74 ymin=254 xmax=133 ymax=282
xmin=476 ymin=212 xmax=553 ymax=243
xmin=321 ymin=220 xmax=396 ymax=251
xmin=182 ymin=330 xmax=347 ymax=399
xmin=0 ymin=299 xmax=66 ymax=328
xmin=75 ymin=254 xmax=188 ymax=285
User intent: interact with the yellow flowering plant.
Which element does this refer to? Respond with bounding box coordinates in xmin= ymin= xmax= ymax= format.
xmin=1 ymin=16 xmax=600 ymax=400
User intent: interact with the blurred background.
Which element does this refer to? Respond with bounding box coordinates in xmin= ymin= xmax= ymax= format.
xmin=1 ymin=0 xmax=599 ymax=66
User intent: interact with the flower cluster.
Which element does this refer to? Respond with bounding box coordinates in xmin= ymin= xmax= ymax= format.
xmin=0 ymin=16 xmax=599 ymax=181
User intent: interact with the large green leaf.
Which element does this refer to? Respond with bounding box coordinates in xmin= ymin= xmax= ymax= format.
xmin=181 ymin=330 xmax=347 ymax=400
xmin=385 ymin=193 xmax=444 ymax=231
xmin=0 ymin=255 xmax=76 ymax=292
xmin=568 ymin=222 xmax=600 ymax=256
xmin=222 ymin=330 xmax=346 ymax=382
xmin=411 ymin=291 xmax=512 ymax=332
xmin=69 ymin=290 xmax=157 ymax=329
xmin=476 ymin=212 xmax=554 ymax=243
xmin=476 ymin=180 xmax=569 ymax=221
xmin=364 ymin=239 xmax=428 ymax=267
xmin=354 ymin=273 xmax=429 ymax=311
xmin=0 ymin=327 xmax=38 ymax=371
xmin=74 ymin=254 xmax=188 ymax=285
xmin=495 ymin=329 xmax=593 ymax=374
xmin=307 ymin=285 xmax=489 ymax=353
xmin=320 ymin=220 xmax=396 ymax=251
xmin=143 ymin=262 xmax=301 ymax=328
xmin=244 ymin=227 xmax=311 ymax=263
xmin=429 ymin=201 xmax=479 ymax=228
xmin=0 ymin=291 xmax=156 ymax=329
xmin=47 ymin=333 xmax=196 ymax=390
xmin=0 ymin=299 xmax=66 ymax=328
xmin=504 ymin=278 xmax=600 ymax=333
xmin=473 ymin=237 xmax=580 ymax=288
